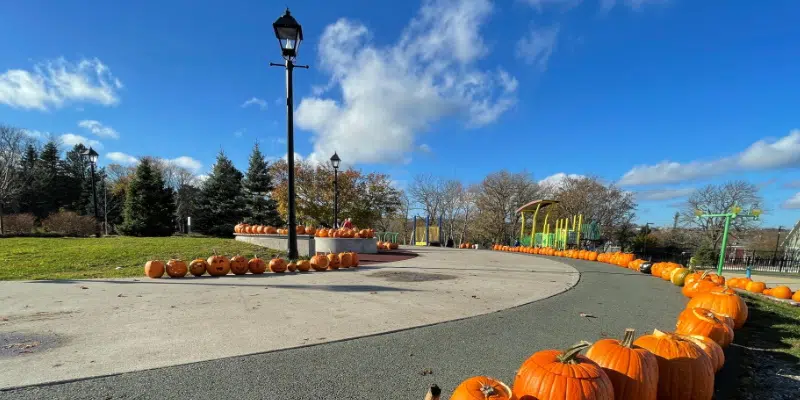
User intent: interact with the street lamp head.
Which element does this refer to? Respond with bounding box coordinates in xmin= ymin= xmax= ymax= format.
xmin=751 ymin=208 xmax=762 ymax=219
xmin=330 ymin=152 xmax=341 ymax=169
xmin=273 ymin=8 xmax=303 ymax=61
xmin=82 ymin=147 xmax=99 ymax=164
xmin=694 ymin=209 xmax=704 ymax=217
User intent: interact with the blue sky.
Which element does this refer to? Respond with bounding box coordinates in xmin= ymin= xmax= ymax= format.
xmin=1 ymin=0 xmax=799 ymax=227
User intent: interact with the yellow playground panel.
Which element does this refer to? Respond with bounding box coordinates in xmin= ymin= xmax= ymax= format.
xmin=516 ymin=199 xmax=584 ymax=250
xmin=413 ymin=215 xmax=442 ymax=246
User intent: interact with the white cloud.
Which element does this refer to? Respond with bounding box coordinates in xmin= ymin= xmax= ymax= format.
xmin=106 ymin=151 xmax=138 ymax=165
xmin=601 ymin=0 xmax=669 ymax=11
xmin=234 ymin=129 xmax=246 ymax=138
xmin=60 ymin=133 xmax=103 ymax=149
xmin=538 ymin=172 xmax=584 ymax=188
xmin=516 ymin=25 xmax=560 ymax=71
xmin=295 ymin=0 xmax=516 ymax=165
xmin=522 ymin=0 xmax=582 ymax=12
xmin=418 ymin=143 xmax=432 ymax=153
xmin=0 ymin=58 xmax=122 ymax=111
xmin=636 ymin=187 xmax=695 ymax=201
xmin=784 ymin=193 xmax=800 ymax=209
xmin=169 ymin=156 xmax=202 ymax=172
xmin=241 ymin=97 xmax=267 ymax=110
xmin=619 ymin=129 xmax=800 ymax=186
xmin=78 ymin=119 xmax=119 ymax=139
xmin=23 ymin=129 xmax=44 ymax=139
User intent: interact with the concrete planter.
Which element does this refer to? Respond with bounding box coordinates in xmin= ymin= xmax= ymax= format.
xmin=234 ymin=234 xmax=315 ymax=257
xmin=313 ymin=237 xmax=378 ymax=254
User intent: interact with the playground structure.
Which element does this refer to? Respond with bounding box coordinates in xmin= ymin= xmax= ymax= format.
xmin=516 ymin=199 xmax=602 ymax=250
xmin=412 ymin=215 xmax=442 ymax=246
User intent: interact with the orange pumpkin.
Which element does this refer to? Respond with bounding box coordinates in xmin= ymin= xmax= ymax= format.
xmin=304 ymin=226 xmax=316 ymax=235
xmin=206 ymin=254 xmax=231 ymax=276
xmin=675 ymin=307 xmax=734 ymax=348
xmin=633 ymin=330 xmax=714 ymax=400
xmin=745 ymin=281 xmax=766 ymax=293
xmin=265 ymin=226 xmax=277 ymax=234
xmin=677 ymin=306 xmax=734 ymax=330
xmin=450 ymin=376 xmax=515 ymax=400
xmin=793 ymin=290 xmax=800 ymax=302
xmin=234 ymin=223 xmax=244 ymax=233
xmin=248 ymin=256 xmax=267 ymax=274
xmin=770 ymin=286 xmax=793 ymax=299
xmin=296 ymin=225 xmax=305 ymax=235
xmin=296 ymin=259 xmax=311 ymax=272
xmin=310 ymin=254 xmax=329 ymax=271
xmin=682 ymin=275 xmax=722 ymax=298
xmin=269 ymin=257 xmax=287 ymax=273
xmin=327 ymin=253 xmax=341 ymax=270
xmin=513 ymin=341 xmax=614 ymax=400
xmin=189 ymin=258 xmax=208 ymax=276
xmin=339 ymin=252 xmax=352 ymax=268
xmin=287 ymin=261 xmax=297 ymax=272
xmin=166 ymin=259 xmax=188 ymax=278
xmin=349 ymin=252 xmax=359 ymax=267
xmin=144 ymin=260 xmax=165 ymax=278
xmin=680 ymin=334 xmax=725 ymax=372
xmin=230 ymin=255 xmax=249 ymax=275
xmin=585 ymin=329 xmax=658 ymax=400
xmin=687 ymin=290 xmax=748 ymax=329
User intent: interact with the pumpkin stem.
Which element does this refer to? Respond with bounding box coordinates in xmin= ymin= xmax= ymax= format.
xmin=424 ymin=384 xmax=441 ymax=400
xmin=621 ymin=328 xmax=636 ymax=348
xmin=479 ymin=384 xmax=497 ymax=396
xmin=556 ymin=341 xmax=592 ymax=364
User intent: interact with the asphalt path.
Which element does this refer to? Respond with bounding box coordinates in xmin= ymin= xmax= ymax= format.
xmin=1 ymin=254 xmax=701 ymax=400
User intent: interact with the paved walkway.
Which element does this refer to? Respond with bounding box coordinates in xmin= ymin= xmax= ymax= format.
xmin=0 ymin=248 xmax=696 ymax=400
xmin=0 ymin=247 xmax=577 ymax=390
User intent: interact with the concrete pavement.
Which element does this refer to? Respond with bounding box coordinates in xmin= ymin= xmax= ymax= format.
xmin=0 ymin=247 xmax=578 ymax=390
xmin=0 ymin=249 xmax=695 ymax=400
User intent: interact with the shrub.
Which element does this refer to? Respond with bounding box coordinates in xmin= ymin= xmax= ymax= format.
xmin=42 ymin=211 xmax=97 ymax=237
xmin=2 ymin=213 xmax=36 ymax=234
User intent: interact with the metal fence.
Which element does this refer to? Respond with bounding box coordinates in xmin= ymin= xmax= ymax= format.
xmin=720 ymin=249 xmax=800 ymax=274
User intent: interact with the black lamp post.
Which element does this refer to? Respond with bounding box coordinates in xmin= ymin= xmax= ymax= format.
xmin=330 ymin=152 xmax=341 ymax=228
xmin=643 ymin=222 xmax=653 ymax=258
xmin=271 ymin=8 xmax=308 ymax=260
xmin=81 ymin=147 xmax=100 ymax=237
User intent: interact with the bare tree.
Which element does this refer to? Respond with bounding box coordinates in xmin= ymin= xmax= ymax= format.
xmin=439 ymin=180 xmax=463 ymax=244
xmin=549 ymin=176 xmax=637 ymax=241
xmin=0 ymin=125 xmax=33 ymax=234
xmin=474 ymin=170 xmax=539 ymax=245
xmin=681 ymin=180 xmax=763 ymax=251
xmin=408 ymin=174 xmax=443 ymax=219
xmin=458 ymin=184 xmax=479 ymax=244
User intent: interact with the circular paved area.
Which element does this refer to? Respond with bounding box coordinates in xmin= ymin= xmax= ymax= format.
xmin=0 ymin=248 xmax=693 ymax=399
xmin=0 ymin=247 xmax=577 ymax=390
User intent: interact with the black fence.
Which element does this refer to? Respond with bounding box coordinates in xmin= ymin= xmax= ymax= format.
xmin=720 ymin=249 xmax=800 ymax=274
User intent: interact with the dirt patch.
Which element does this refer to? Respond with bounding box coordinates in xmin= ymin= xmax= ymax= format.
xmin=367 ymin=271 xmax=457 ymax=282
xmin=0 ymin=332 xmax=63 ymax=358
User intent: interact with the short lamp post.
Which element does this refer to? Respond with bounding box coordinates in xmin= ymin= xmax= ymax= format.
xmin=330 ymin=152 xmax=340 ymax=228
xmin=81 ymin=147 xmax=101 ymax=238
xmin=270 ymin=8 xmax=309 ymax=260
xmin=695 ymin=206 xmax=762 ymax=275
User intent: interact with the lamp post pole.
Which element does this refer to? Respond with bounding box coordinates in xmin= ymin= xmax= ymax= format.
xmin=82 ymin=147 xmax=100 ymax=238
xmin=271 ymin=8 xmax=307 ymax=260
xmin=695 ymin=207 xmax=761 ymax=275
xmin=330 ymin=152 xmax=340 ymax=228
xmin=642 ymin=222 xmax=653 ymax=258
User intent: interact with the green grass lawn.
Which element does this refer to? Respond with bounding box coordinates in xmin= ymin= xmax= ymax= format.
xmin=0 ymin=236 xmax=281 ymax=280
xmin=730 ymin=293 xmax=800 ymax=398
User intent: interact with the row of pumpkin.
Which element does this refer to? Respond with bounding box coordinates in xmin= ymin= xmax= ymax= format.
xmin=143 ymin=252 xmax=360 ymax=278
xmin=437 ymin=246 xmax=763 ymax=399
xmin=234 ymin=223 xmax=377 ymax=239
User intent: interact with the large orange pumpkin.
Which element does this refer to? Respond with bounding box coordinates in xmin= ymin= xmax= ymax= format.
xmin=230 ymin=255 xmax=249 ymax=275
xmin=349 ymin=252 xmax=359 ymax=267
xmin=687 ymin=290 xmax=748 ymax=329
xmin=304 ymin=226 xmax=316 ymax=235
xmin=296 ymin=225 xmax=305 ymax=235
xmin=745 ymin=281 xmax=767 ymax=293
xmin=189 ymin=258 xmax=208 ymax=276
xmin=269 ymin=257 xmax=288 ymax=273
xmin=145 ymin=260 xmax=165 ymax=278
xmin=310 ymin=254 xmax=329 ymax=271
xmin=296 ymin=259 xmax=311 ymax=272
xmin=206 ymin=254 xmax=231 ymax=276
xmin=513 ymin=341 xmax=614 ymax=400
xmin=248 ymin=256 xmax=267 ymax=274
xmin=633 ymin=330 xmax=714 ymax=400
xmin=770 ymin=285 xmax=793 ymax=299
xmin=677 ymin=307 xmax=734 ymax=330
xmin=585 ymin=329 xmax=658 ymax=400
xmin=680 ymin=334 xmax=725 ymax=372
xmin=327 ymin=253 xmax=341 ymax=269
xmin=339 ymin=252 xmax=352 ymax=268
xmin=287 ymin=261 xmax=297 ymax=272
xmin=793 ymin=290 xmax=800 ymax=302
xmin=675 ymin=307 xmax=734 ymax=348
xmin=166 ymin=259 xmax=188 ymax=278
xmin=450 ymin=376 xmax=515 ymax=400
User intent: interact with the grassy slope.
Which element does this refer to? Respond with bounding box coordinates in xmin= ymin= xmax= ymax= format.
xmin=0 ymin=236 xmax=281 ymax=280
xmin=731 ymin=293 xmax=800 ymax=399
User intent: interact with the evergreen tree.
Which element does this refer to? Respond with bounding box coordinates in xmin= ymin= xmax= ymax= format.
xmin=194 ymin=151 xmax=247 ymax=237
xmin=243 ymin=143 xmax=282 ymax=226
xmin=119 ymin=158 xmax=176 ymax=236
xmin=33 ymin=140 xmax=63 ymax=218
xmin=18 ymin=144 xmax=39 ymax=214
xmin=61 ymin=144 xmax=90 ymax=214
